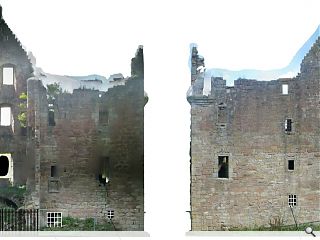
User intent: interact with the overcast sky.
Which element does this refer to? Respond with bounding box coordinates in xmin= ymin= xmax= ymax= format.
xmin=1 ymin=0 xmax=319 ymax=239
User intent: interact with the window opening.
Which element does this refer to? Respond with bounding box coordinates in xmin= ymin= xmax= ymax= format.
xmin=288 ymin=194 xmax=297 ymax=206
xmin=218 ymin=103 xmax=227 ymax=125
xmin=0 ymin=155 xmax=9 ymax=176
xmin=288 ymin=160 xmax=294 ymax=170
xmin=107 ymin=210 xmax=114 ymax=219
xmin=98 ymin=157 xmax=110 ymax=185
xmin=51 ymin=166 xmax=57 ymax=178
xmin=48 ymin=109 xmax=55 ymax=126
xmin=218 ymin=156 xmax=229 ymax=178
xmin=0 ymin=154 xmax=13 ymax=183
xmin=285 ymin=119 xmax=292 ymax=132
xmin=282 ymin=84 xmax=288 ymax=95
xmin=99 ymin=110 xmax=109 ymax=125
xmin=3 ymin=67 xmax=14 ymax=85
xmin=0 ymin=106 xmax=11 ymax=126
xmin=47 ymin=212 xmax=62 ymax=227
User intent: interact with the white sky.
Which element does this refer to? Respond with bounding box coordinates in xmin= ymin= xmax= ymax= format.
xmin=1 ymin=0 xmax=319 ymax=239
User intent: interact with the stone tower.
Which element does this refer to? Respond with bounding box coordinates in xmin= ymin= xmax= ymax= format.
xmin=188 ymin=37 xmax=320 ymax=230
xmin=0 ymin=5 xmax=33 ymax=187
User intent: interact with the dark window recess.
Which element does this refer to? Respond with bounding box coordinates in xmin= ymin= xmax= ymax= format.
xmin=98 ymin=157 xmax=110 ymax=186
xmin=48 ymin=110 xmax=55 ymax=126
xmin=218 ymin=103 xmax=227 ymax=124
xmin=218 ymin=156 xmax=229 ymax=178
xmin=0 ymin=155 xmax=9 ymax=176
xmin=288 ymin=160 xmax=294 ymax=170
xmin=99 ymin=110 xmax=109 ymax=125
xmin=218 ymin=103 xmax=226 ymax=110
xmin=285 ymin=119 xmax=292 ymax=132
xmin=51 ymin=166 xmax=57 ymax=178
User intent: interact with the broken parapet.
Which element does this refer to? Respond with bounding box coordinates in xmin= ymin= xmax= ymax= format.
xmin=188 ymin=35 xmax=320 ymax=106
xmin=300 ymin=36 xmax=320 ymax=79
xmin=0 ymin=6 xmax=33 ymax=80
xmin=131 ymin=45 xmax=144 ymax=78
xmin=190 ymin=46 xmax=205 ymax=85
xmin=187 ymin=46 xmax=215 ymax=105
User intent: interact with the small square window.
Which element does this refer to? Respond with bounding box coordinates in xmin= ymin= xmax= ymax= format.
xmin=218 ymin=156 xmax=229 ymax=178
xmin=47 ymin=212 xmax=62 ymax=227
xmin=107 ymin=210 xmax=114 ymax=219
xmin=288 ymin=160 xmax=294 ymax=170
xmin=288 ymin=194 xmax=297 ymax=207
xmin=3 ymin=67 xmax=14 ymax=85
xmin=282 ymin=84 xmax=288 ymax=95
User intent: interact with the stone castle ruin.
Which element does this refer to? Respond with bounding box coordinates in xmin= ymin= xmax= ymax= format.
xmin=187 ymin=32 xmax=319 ymax=230
xmin=0 ymin=5 xmax=145 ymax=231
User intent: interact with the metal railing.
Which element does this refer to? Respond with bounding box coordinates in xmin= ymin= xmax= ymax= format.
xmin=0 ymin=209 xmax=39 ymax=231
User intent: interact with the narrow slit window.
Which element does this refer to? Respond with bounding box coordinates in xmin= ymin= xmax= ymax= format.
xmin=218 ymin=156 xmax=229 ymax=178
xmin=48 ymin=109 xmax=55 ymax=126
xmin=288 ymin=194 xmax=297 ymax=207
xmin=282 ymin=84 xmax=288 ymax=95
xmin=218 ymin=103 xmax=227 ymax=125
xmin=99 ymin=110 xmax=109 ymax=125
xmin=0 ymin=107 xmax=11 ymax=126
xmin=98 ymin=157 xmax=110 ymax=185
xmin=3 ymin=67 xmax=14 ymax=85
xmin=288 ymin=160 xmax=294 ymax=170
xmin=51 ymin=165 xmax=57 ymax=177
xmin=285 ymin=119 xmax=292 ymax=132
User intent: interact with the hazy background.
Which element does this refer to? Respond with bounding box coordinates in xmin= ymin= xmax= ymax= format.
xmin=1 ymin=0 xmax=319 ymax=239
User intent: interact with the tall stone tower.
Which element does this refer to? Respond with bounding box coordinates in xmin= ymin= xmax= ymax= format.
xmin=188 ymin=37 xmax=320 ymax=230
xmin=0 ymin=5 xmax=33 ymax=187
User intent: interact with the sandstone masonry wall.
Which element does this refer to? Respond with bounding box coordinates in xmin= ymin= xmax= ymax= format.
xmin=0 ymin=16 xmax=33 ymax=187
xmin=188 ymin=38 xmax=320 ymax=230
xmin=26 ymin=48 xmax=144 ymax=231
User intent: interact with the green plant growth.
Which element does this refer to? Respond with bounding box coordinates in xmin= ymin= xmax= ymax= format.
xmin=0 ymin=186 xmax=26 ymax=208
xmin=19 ymin=92 xmax=27 ymax=100
xmin=46 ymin=82 xmax=62 ymax=101
xmin=41 ymin=216 xmax=114 ymax=231
xmin=229 ymin=222 xmax=320 ymax=231
xmin=17 ymin=92 xmax=27 ymax=128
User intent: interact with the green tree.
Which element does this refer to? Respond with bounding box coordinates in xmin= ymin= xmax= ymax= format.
xmin=47 ymin=82 xmax=62 ymax=101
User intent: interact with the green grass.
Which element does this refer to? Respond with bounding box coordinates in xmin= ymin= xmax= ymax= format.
xmin=41 ymin=217 xmax=114 ymax=231
xmin=229 ymin=222 xmax=320 ymax=231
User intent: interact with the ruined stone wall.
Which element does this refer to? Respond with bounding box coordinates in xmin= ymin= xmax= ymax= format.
xmin=26 ymin=48 xmax=144 ymax=230
xmin=189 ymin=39 xmax=319 ymax=230
xmin=0 ymin=7 xmax=144 ymax=230
xmin=99 ymin=75 xmax=144 ymax=230
xmin=0 ymin=17 xmax=33 ymax=187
